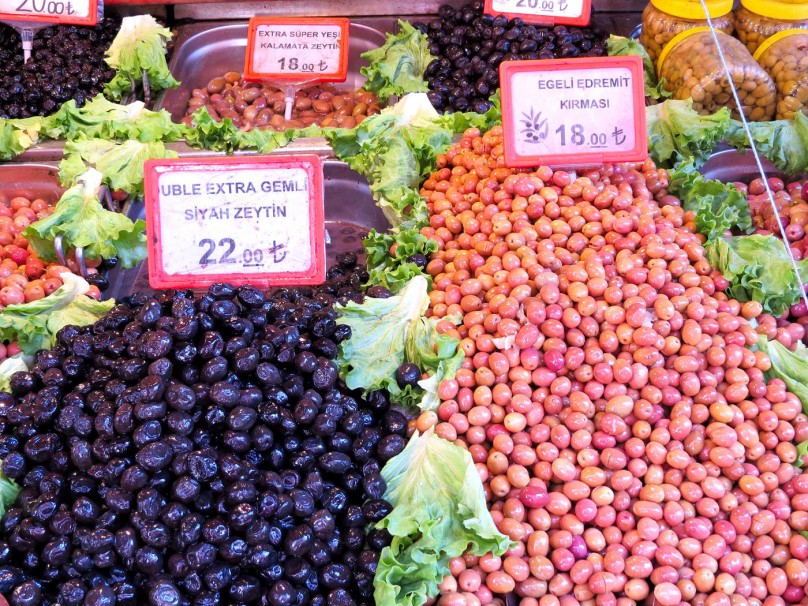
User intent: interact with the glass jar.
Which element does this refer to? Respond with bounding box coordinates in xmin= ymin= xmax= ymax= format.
xmin=658 ymin=27 xmax=777 ymax=121
xmin=734 ymin=0 xmax=808 ymax=55
xmin=754 ymin=29 xmax=808 ymax=119
xmin=641 ymin=0 xmax=734 ymax=64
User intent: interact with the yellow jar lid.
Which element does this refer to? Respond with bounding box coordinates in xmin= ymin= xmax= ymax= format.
xmin=650 ymin=0 xmax=733 ymax=19
xmin=657 ymin=26 xmax=714 ymax=72
xmin=753 ymin=27 xmax=808 ymax=60
xmin=741 ymin=0 xmax=808 ymax=21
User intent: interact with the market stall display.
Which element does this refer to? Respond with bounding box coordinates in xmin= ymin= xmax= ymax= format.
xmin=0 ymin=1 xmax=806 ymax=605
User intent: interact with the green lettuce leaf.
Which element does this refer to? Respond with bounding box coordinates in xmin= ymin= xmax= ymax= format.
xmin=104 ymin=15 xmax=179 ymax=101
xmin=336 ymin=275 xmax=462 ymax=409
xmin=757 ymin=335 xmax=808 ymax=417
xmin=607 ymin=35 xmax=669 ymax=100
xmin=646 ymin=99 xmax=730 ymax=167
xmin=361 ymin=20 xmax=434 ymax=103
xmin=406 ymin=317 xmax=464 ymax=412
xmin=726 ymin=112 xmax=808 ymax=175
xmin=0 ymin=115 xmax=48 ymax=159
xmin=182 ymin=106 xmax=324 ymax=153
xmin=374 ymin=428 xmax=513 ymax=606
xmin=59 ymin=138 xmax=178 ymax=196
xmin=797 ymin=440 xmax=808 ymax=469
xmin=45 ymin=95 xmax=183 ymax=142
xmin=0 ymin=354 xmax=30 ymax=393
xmin=325 ymin=93 xmax=455 ymax=229
xmin=25 ymin=169 xmax=147 ymax=268
xmin=0 ymin=272 xmax=114 ymax=354
xmin=706 ymin=234 xmax=808 ymax=316
xmin=667 ymin=156 xmax=702 ymax=198
xmin=0 ymin=470 xmax=20 ymax=518
xmin=364 ymin=228 xmax=438 ymax=294
xmin=682 ymin=178 xmax=753 ymax=243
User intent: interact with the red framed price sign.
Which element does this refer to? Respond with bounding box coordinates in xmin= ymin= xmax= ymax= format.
xmin=484 ymin=0 xmax=591 ymax=26
xmin=0 ymin=0 xmax=97 ymax=26
xmin=500 ymin=56 xmax=647 ymax=167
xmin=244 ymin=17 xmax=350 ymax=83
xmin=144 ymin=155 xmax=326 ymax=290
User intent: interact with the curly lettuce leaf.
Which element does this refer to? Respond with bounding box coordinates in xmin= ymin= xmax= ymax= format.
xmin=336 ymin=275 xmax=462 ymax=409
xmin=374 ymin=428 xmax=513 ymax=606
xmin=104 ymin=15 xmax=179 ymax=101
xmin=607 ymin=35 xmax=669 ymax=100
xmin=757 ymin=335 xmax=808 ymax=417
xmin=646 ymin=99 xmax=730 ymax=167
xmin=45 ymin=95 xmax=182 ymax=142
xmin=0 ymin=470 xmax=20 ymax=518
xmin=682 ymin=178 xmax=753 ymax=243
xmin=406 ymin=318 xmax=464 ymax=412
xmin=25 ymin=169 xmax=146 ymax=268
xmin=182 ymin=106 xmax=323 ymax=153
xmin=361 ymin=20 xmax=434 ymax=103
xmin=59 ymin=138 xmax=177 ymax=196
xmin=0 ymin=272 xmax=114 ymax=354
xmin=667 ymin=156 xmax=702 ymax=198
xmin=0 ymin=354 xmax=30 ymax=393
xmin=326 ymin=93 xmax=456 ymax=229
xmin=706 ymin=234 xmax=808 ymax=316
xmin=798 ymin=440 xmax=808 ymax=469
xmin=726 ymin=112 xmax=808 ymax=175
xmin=364 ymin=228 xmax=438 ymax=294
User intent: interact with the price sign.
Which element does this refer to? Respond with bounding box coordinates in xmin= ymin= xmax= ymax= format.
xmin=500 ymin=56 xmax=647 ymax=167
xmin=144 ymin=155 xmax=325 ymax=289
xmin=485 ymin=0 xmax=591 ymax=26
xmin=0 ymin=0 xmax=96 ymax=26
xmin=244 ymin=17 xmax=349 ymax=83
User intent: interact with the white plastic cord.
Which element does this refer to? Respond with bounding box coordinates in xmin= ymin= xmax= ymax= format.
xmin=697 ymin=0 xmax=808 ymax=313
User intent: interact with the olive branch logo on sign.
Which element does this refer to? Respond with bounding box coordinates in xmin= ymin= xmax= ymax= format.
xmin=520 ymin=107 xmax=549 ymax=144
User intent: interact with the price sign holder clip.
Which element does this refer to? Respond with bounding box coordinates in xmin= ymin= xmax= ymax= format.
xmin=244 ymin=17 xmax=350 ymax=120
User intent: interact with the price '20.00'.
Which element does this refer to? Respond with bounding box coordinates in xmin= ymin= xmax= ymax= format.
xmin=515 ymin=0 xmax=566 ymax=10
xmin=15 ymin=0 xmax=74 ymax=15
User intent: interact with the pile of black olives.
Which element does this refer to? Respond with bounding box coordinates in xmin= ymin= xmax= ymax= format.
xmin=0 ymin=253 xmax=408 ymax=606
xmin=0 ymin=19 xmax=119 ymax=119
xmin=415 ymin=0 xmax=607 ymax=113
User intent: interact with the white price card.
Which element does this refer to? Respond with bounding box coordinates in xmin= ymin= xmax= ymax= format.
xmin=500 ymin=56 xmax=647 ymax=167
xmin=485 ymin=0 xmax=591 ymax=26
xmin=0 ymin=0 xmax=96 ymax=25
xmin=144 ymin=155 xmax=325 ymax=289
xmin=245 ymin=17 xmax=349 ymax=83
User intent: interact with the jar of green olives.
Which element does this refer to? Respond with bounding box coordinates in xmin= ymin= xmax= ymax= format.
xmin=734 ymin=0 xmax=808 ymax=55
xmin=641 ymin=0 xmax=734 ymax=63
xmin=754 ymin=29 xmax=808 ymax=119
xmin=657 ymin=27 xmax=777 ymax=122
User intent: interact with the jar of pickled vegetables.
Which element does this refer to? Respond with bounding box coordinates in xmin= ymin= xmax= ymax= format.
xmin=657 ymin=27 xmax=777 ymax=122
xmin=734 ymin=0 xmax=808 ymax=54
xmin=641 ymin=0 xmax=734 ymax=63
xmin=754 ymin=29 xmax=808 ymax=119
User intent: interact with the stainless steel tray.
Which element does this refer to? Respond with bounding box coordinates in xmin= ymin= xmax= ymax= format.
xmin=700 ymin=148 xmax=807 ymax=182
xmin=120 ymin=159 xmax=389 ymax=296
xmin=157 ymin=21 xmax=386 ymax=124
xmin=0 ymin=163 xmax=63 ymax=203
